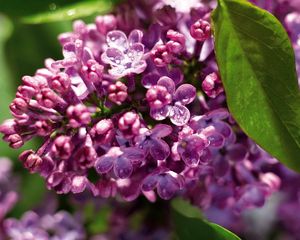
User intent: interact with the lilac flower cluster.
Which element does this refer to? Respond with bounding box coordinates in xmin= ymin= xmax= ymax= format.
xmin=0 ymin=0 xmax=288 ymax=215
xmin=0 ymin=158 xmax=18 ymax=221
xmin=3 ymin=211 xmax=85 ymax=240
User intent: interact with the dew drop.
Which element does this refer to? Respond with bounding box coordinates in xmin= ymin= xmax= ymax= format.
xmin=67 ymin=9 xmax=76 ymax=16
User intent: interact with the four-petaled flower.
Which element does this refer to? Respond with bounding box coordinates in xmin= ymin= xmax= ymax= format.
xmin=141 ymin=168 xmax=184 ymax=200
xmin=146 ymin=76 xmax=196 ymax=126
xmin=135 ymin=124 xmax=172 ymax=161
xmin=177 ymin=134 xmax=209 ymax=167
xmin=95 ymin=146 xmax=145 ymax=179
xmin=101 ymin=30 xmax=147 ymax=78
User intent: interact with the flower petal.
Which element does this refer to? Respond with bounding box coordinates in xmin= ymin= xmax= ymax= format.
xmin=106 ymin=30 xmax=128 ymax=50
xmin=150 ymin=106 xmax=170 ymax=121
xmin=199 ymin=148 xmax=212 ymax=165
xmin=199 ymin=38 xmax=214 ymax=62
xmin=180 ymin=150 xmax=200 ymax=167
xmin=157 ymin=76 xmax=175 ymax=94
xmin=157 ymin=174 xmax=179 ymax=200
xmin=207 ymin=133 xmax=225 ymax=148
xmin=132 ymin=60 xmax=147 ymax=75
xmin=128 ymin=43 xmax=144 ymax=62
xmin=141 ymin=73 xmax=160 ymax=88
xmin=150 ymin=139 xmax=170 ymax=161
xmin=142 ymin=174 xmax=158 ymax=191
xmin=101 ymin=47 xmax=125 ymax=66
xmin=169 ymin=105 xmax=190 ymax=126
xmin=114 ymin=156 xmax=133 ymax=179
xmin=108 ymin=65 xmax=127 ymax=79
xmin=82 ymin=47 xmax=93 ymax=64
xmin=123 ymin=147 xmax=145 ymax=164
xmin=70 ymin=74 xmax=89 ymax=99
xmin=168 ymin=68 xmax=183 ymax=85
xmin=151 ymin=124 xmax=173 ymax=138
xmin=95 ymin=156 xmax=114 ymax=174
xmin=206 ymin=108 xmax=229 ymax=120
xmin=213 ymin=121 xmax=232 ymax=138
xmin=174 ymin=84 xmax=196 ymax=105
xmin=128 ymin=29 xmax=143 ymax=46
xmin=227 ymin=144 xmax=248 ymax=161
xmin=62 ymin=42 xmax=76 ymax=59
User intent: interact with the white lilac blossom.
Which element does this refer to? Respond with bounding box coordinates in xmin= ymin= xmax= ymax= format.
xmin=0 ymin=0 xmax=297 ymax=217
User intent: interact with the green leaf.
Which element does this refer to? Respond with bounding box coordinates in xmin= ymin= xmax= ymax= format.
xmin=171 ymin=199 xmax=241 ymax=240
xmin=22 ymin=0 xmax=116 ymax=24
xmin=211 ymin=0 xmax=300 ymax=171
xmin=0 ymin=0 xmax=82 ymax=17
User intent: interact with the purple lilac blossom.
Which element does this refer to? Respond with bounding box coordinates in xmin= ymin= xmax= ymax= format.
xmin=0 ymin=0 xmax=298 ymax=221
xmin=4 ymin=211 xmax=85 ymax=240
xmin=0 ymin=158 xmax=18 ymax=221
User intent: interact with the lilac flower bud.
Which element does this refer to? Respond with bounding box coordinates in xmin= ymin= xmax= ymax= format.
xmin=35 ymin=120 xmax=53 ymax=136
xmin=36 ymin=88 xmax=61 ymax=109
xmin=151 ymin=44 xmax=173 ymax=67
xmin=51 ymin=136 xmax=73 ymax=160
xmin=4 ymin=134 xmax=24 ymax=149
xmin=202 ymin=72 xmax=224 ymax=98
xmin=81 ymin=59 xmax=104 ymax=83
xmin=16 ymin=85 xmax=36 ymax=100
xmin=90 ymin=119 xmax=114 ymax=144
xmin=21 ymin=75 xmax=41 ymax=90
xmin=50 ymin=72 xmax=71 ymax=93
xmin=95 ymin=14 xmax=117 ymax=34
xmin=19 ymin=150 xmax=42 ymax=172
xmin=146 ymin=85 xmax=172 ymax=109
xmin=190 ymin=19 xmax=211 ymax=41
xmin=66 ymin=104 xmax=91 ymax=128
xmin=9 ymin=98 xmax=28 ymax=115
xmin=118 ymin=111 xmax=141 ymax=137
xmin=108 ymin=81 xmax=128 ymax=105
xmin=0 ymin=119 xmax=16 ymax=136
xmin=166 ymin=30 xmax=186 ymax=54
